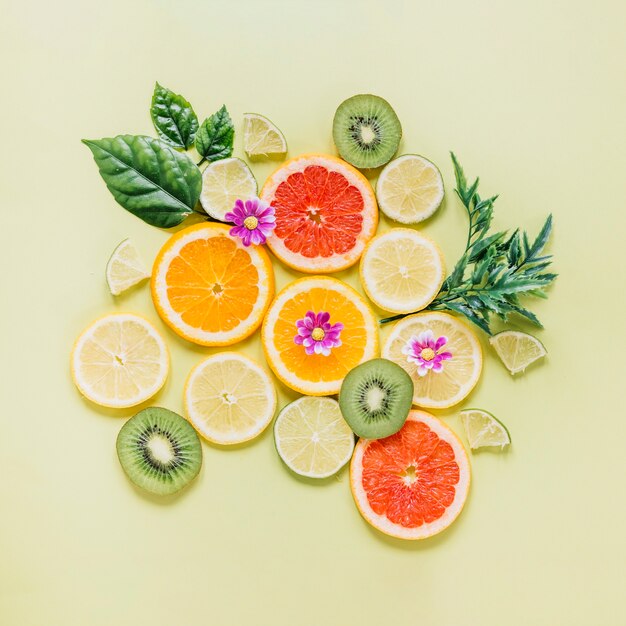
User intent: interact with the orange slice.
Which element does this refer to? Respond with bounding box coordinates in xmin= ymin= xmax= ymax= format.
xmin=350 ymin=410 xmax=470 ymax=540
xmin=260 ymin=154 xmax=378 ymax=273
xmin=151 ymin=223 xmax=274 ymax=346
xmin=262 ymin=276 xmax=379 ymax=395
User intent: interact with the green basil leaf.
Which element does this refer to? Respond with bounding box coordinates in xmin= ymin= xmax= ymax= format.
xmin=82 ymin=135 xmax=202 ymax=228
xmin=150 ymin=83 xmax=199 ymax=149
xmin=196 ymin=105 xmax=234 ymax=162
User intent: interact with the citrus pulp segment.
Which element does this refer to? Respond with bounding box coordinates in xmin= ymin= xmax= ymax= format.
xmin=274 ymin=396 xmax=355 ymax=478
xmin=489 ymin=330 xmax=547 ymax=375
xmin=359 ymin=228 xmax=445 ymax=313
xmin=105 ymin=237 xmax=150 ymax=296
xmin=460 ymin=409 xmax=511 ymax=450
xmin=199 ymin=157 xmax=257 ymax=221
xmin=376 ymin=154 xmax=444 ymax=223
xmin=243 ymin=113 xmax=287 ymax=158
xmin=184 ymin=352 xmax=276 ymax=445
xmin=151 ymin=223 xmax=274 ymax=346
xmin=350 ymin=410 xmax=470 ymax=540
xmin=262 ymin=276 xmax=379 ymax=396
xmin=260 ymin=154 xmax=378 ymax=273
xmin=382 ymin=311 xmax=482 ymax=409
xmin=70 ymin=313 xmax=169 ymax=408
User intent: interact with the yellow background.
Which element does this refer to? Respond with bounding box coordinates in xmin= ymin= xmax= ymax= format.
xmin=1 ymin=1 xmax=625 ymax=624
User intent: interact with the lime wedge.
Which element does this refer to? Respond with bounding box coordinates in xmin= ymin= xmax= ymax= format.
xmin=243 ymin=113 xmax=287 ymax=158
xmin=105 ymin=238 xmax=150 ymax=296
xmin=376 ymin=154 xmax=444 ymax=224
xmin=460 ymin=409 xmax=511 ymax=450
xmin=274 ymin=397 xmax=354 ymax=479
xmin=489 ymin=330 xmax=547 ymax=375
xmin=199 ymin=157 xmax=257 ymax=221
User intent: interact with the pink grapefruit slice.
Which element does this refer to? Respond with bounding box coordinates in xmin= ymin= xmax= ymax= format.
xmin=260 ymin=153 xmax=378 ymax=272
xmin=350 ymin=410 xmax=470 ymax=540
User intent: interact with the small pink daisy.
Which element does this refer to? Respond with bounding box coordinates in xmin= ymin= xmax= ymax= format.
xmin=294 ymin=311 xmax=344 ymax=356
xmin=401 ymin=330 xmax=453 ymax=376
xmin=225 ymin=198 xmax=276 ymax=246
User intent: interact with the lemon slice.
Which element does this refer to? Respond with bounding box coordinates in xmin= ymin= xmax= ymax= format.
xmin=184 ymin=352 xmax=277 ymax=445
xmin=243 ymin=113 xmax=287 ymax=158
xmin=376 ymin=154 xmax=444 ymax=223
xmin=199 ymin=157 xmax=257 ymax=221
xmin=105 ymin=238 xmax=150 ymax=296
xmin=489 ymin=330 xmax=546 ymax=375
xmin=460 ymin=409 xmax=511 ymax=450
xmin=71 ymin=313 xmax=169 ymax=408
xmin=359 ymin=228 xmax=445 ymax=313
xmin=274 ymin=397 xmax=355 ymax=479
xmin=382 ymin=311 xmax=482 ymax=409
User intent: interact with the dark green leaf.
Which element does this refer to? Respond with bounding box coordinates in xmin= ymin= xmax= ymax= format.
xmin=150 ymin=83 xmax=199 ymax=149
xmin=528 ymin=214 xmax=553 ymax=259
xmin=82 ymin=135 xmax=202 ymax=228
xmin=196 ymin=105 xmax=234 ymax=162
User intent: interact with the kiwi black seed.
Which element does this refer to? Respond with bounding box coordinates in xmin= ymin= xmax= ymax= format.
xmin=116 ymin=407 xmax=202 ymax=496
xmin=332 ymin=94 xmax=402 ymax=169
xmin=339 ymin=359 xmax=413 ymax=439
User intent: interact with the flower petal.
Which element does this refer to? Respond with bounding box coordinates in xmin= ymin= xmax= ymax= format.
xmin=438 ymin=351 xmax=453 ymax=361
xmin=435 ymin=335 xmax=448 ymax=351
xmin=417 ymin=366 xmax=428 ymax=377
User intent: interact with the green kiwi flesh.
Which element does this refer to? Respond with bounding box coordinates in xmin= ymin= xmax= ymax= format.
xmin=332 ymin=94 xmax=402 ymax=169
xmin=116 ymin=407 xmax=202 ymax=496
xmin=339 ymin=358 xmax=413 ymax=439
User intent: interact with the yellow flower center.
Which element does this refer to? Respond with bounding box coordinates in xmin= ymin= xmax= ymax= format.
xmin=243 ymin=216 xmax=258 ymax=230
xmin=420 ymin=347 xmax=436 ymax=361
xmin=311 ymin=327 xmax=325 ymax=341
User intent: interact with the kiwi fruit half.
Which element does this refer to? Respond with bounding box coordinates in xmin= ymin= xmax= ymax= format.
xmin=332 ymin=94 xmax=402 ymax=169
xmin=339 ymin=358 xmax=413 ymax=439
xmin=116 ymin=407 xmax=202 ymax=496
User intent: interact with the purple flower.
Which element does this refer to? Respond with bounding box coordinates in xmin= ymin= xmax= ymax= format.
xmin=294 ymin=311 xmax=344 ymax=356
xmin=225 ymin=198 xmax=276 ymax=246
xmin=401 ymin=330 xmax=453 ymax=376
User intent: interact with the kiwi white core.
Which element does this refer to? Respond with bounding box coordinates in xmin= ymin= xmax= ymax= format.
xmin=360 ymin=125 xmax=376 ymax=145
xmin=366 ymin=386 xmax=386 ymax=412
xmin=147 ymin=434 xmax=175 ymax=465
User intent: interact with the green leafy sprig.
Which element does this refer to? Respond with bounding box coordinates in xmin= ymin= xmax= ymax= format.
xmin=380 ymin=153 xmax=557 ymax=334
xmin=84 ymin=83 xmax=235 ymax=228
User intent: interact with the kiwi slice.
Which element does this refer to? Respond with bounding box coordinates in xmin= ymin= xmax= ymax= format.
xmin=339 ymin=359 xmax=413 ymax=439
xmin=332 ymin=94 xmax=402 ymax=169
xmin=116 ymin=407 xmax=202 ymax=496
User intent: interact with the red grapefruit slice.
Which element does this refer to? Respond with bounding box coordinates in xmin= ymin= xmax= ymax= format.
xmin=350 ymin=410 xmax=470 ymax=540
xmin=260 ymin=154 xmax=378 ymax=272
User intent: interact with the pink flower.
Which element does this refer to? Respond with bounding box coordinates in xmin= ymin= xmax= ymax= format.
xmin=225 ymin=198 xmax=276 ymax=246
xmin=401 ymin=330 xmax=453 ymax=376
xmin=294 ymin=311 xmax=344 ymax=356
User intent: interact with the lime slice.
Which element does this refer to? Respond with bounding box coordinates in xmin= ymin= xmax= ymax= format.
xmin=274 ymin=397 xmax=355 ymax=479
xmin=243 ymin=113 xmax=287 ymax=158
xmin=105 ymin=238 xmax=150 ymax=296
xmin=376 ymin=154 xmax=444 ymax=224
xmin=460 ymin=409 xmax=511 ymax=450
xmin=199 ymin=157 xmax=257 ymax=221
xmin=489 ymin=330 xmax=547 ymax=375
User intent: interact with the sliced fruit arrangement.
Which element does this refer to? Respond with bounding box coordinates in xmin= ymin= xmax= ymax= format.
xmin=105 ymin=238 xmax=150 ymax=296
xmin=151 ymin=222 xmax=274 ymax=346
xmin=360 ymin=228 xmax=445 ymax=314
xmin=489 ymin=330 xmax=547 ymax=375
xmin=71 ymin=313 xmax=169 ymax=408
xmin=199 ymin=157 xmax=257 ymax=221
xmin=339 ymin=359 xmax=413 ymax=439
xmin=332 ymin=94 xmax=402 ymax=169
xmin=382 ymin=311 xmax=482 ymax=409
xmin=260 ymin=153 xmax=378 ymax=273
xmin=116 ymin=407 xmax=202 ymax=496
xmin=376 ymin=155 xmax=444 ymax=223
xmin=262 ymin=276 xmax=379 ymax=396
xmin=184 ymin=352 xmax=276 ymax=445
xmin=243 ymin=112 xmax=287 ymax=158
xmin=274 ymin=396 xmax=355 ymax=479
xmin=460 ymin=409 xmax=511 ymax=450
xmin=351 ymin=410 xmax=470 ymax=540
